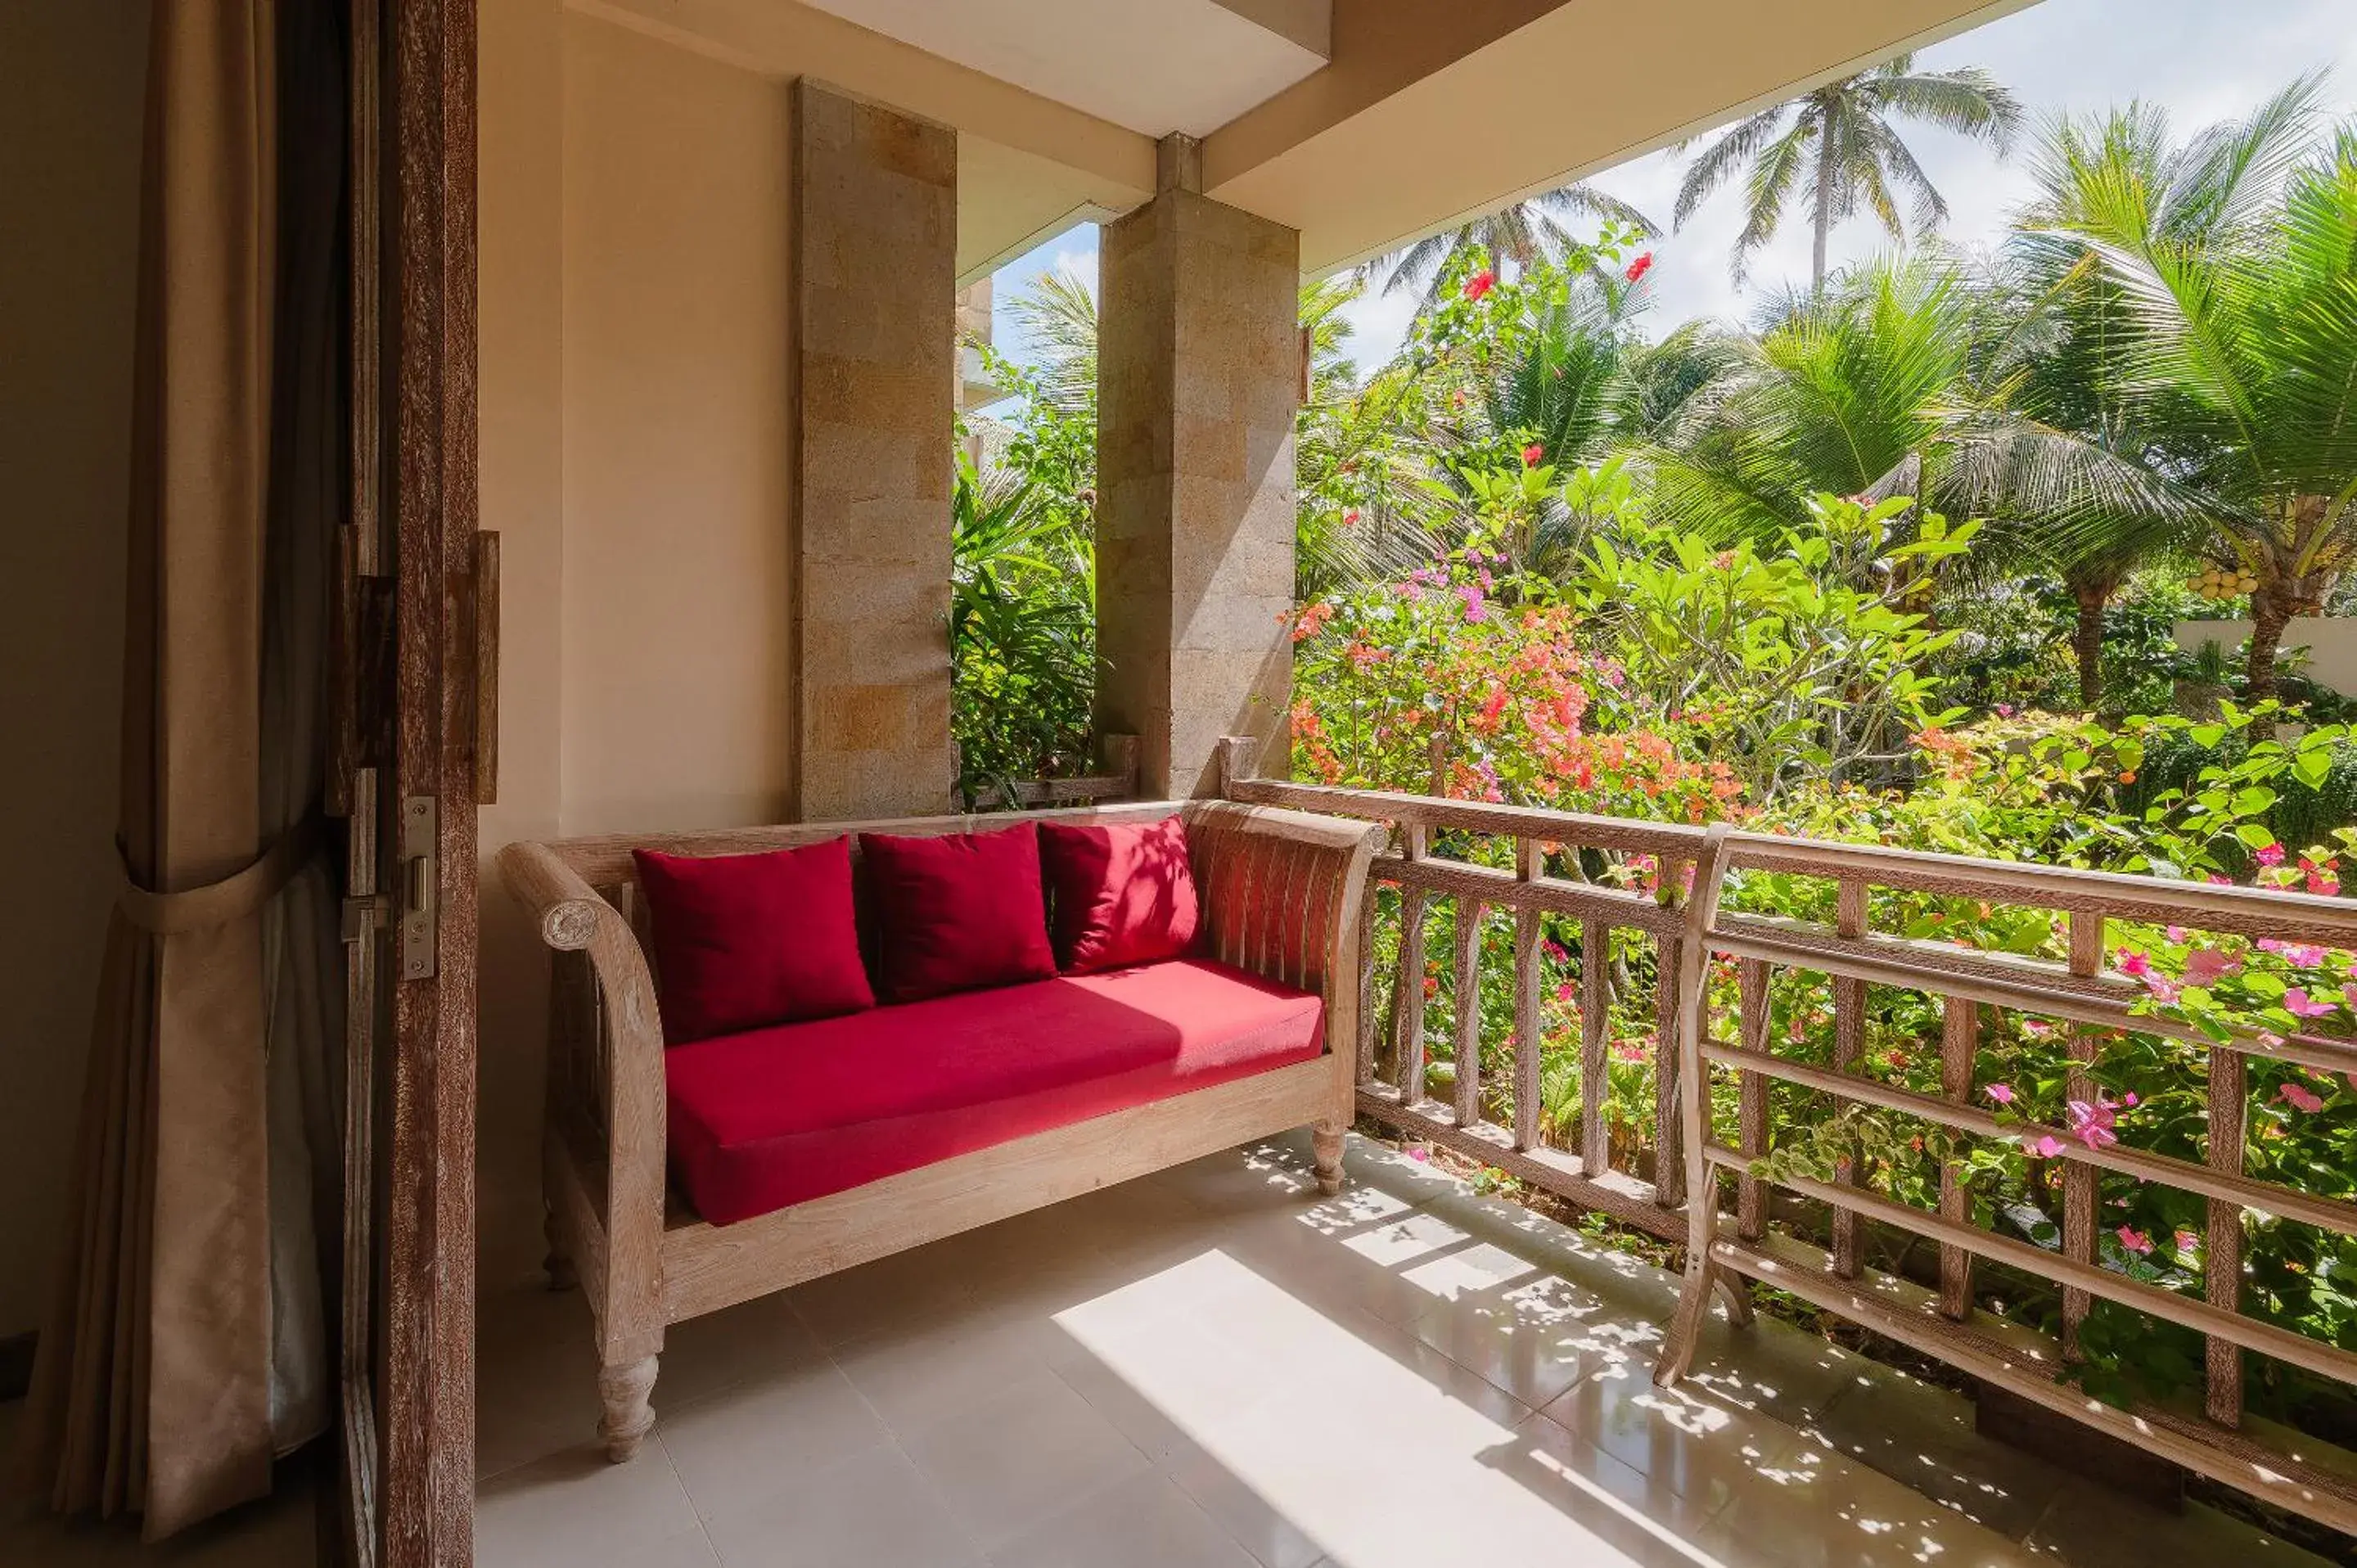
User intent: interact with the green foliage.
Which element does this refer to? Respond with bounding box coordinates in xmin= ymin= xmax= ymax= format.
xmin=949 ymin=452 xmax=1093 ymax=803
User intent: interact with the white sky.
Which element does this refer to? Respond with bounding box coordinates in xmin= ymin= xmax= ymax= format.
xmin=994 ymin=0 xmax=2357 ymax=372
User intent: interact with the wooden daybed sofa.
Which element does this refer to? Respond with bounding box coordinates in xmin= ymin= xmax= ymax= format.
xmin=499 ymin=799 xmax=1380 ymax=1461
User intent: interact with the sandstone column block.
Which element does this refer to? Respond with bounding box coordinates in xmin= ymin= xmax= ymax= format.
xmin=791 ymin=79 xmax=955 ymax=820
xmin=1097 ymin=181 xmax=1300 ymax=799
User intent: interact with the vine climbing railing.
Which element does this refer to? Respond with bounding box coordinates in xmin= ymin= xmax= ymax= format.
xmin=1217 ymin=737 xmax=2357 ymax=1535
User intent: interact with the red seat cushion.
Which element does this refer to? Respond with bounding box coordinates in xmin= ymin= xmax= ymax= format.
xmin=632 ymin=838 xmax=874 ymax=1044
xmin=1039 ymin=816 xmax=1201 ymax=974
xmin=859 ymin=823 xmax=1057 ymax=1003
xmin=664 ymin=959 xmax=1325 ymax=1224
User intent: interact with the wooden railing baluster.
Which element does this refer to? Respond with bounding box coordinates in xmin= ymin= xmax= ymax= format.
xmin=1391 ymin=824 xmax=1430 ymax=1103
xmin=1832 ymin=876 xmax=1868 ymax=1278
xmin=1938 ymin=994 xmax=1976 ymax=1321
xmin=1581 ymin=916 xmax=1610 ymax=1175
xmin=1354 ymin=889 xmax=1378 ymax=1092
xmin=1655 ymin=921 xmax=1687 ymax=1209
xmin=1736 ymin=957 xmax=1770 ymax=1242
xmin=2208 ymin=1043 xmax=2247 ymax=1426
xmin=1513 ymin=840 xmax=1542 ymax=1151
xmin=1453 ymin=898 xmax=1485 ymax=1129
xmin=2062 ymin=911 xmax=2104 ymax=1357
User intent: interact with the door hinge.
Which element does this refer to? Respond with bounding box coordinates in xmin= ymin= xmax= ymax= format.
xmin=400 ymin=795 xmax=438 ymax=980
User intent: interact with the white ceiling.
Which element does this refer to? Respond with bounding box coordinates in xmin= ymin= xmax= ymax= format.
xmin=795 ymin=0 xmax=1332 ymax=138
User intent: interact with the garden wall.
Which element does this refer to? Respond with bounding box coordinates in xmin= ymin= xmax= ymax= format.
xmin=2175 ymin=619 xmax=2357 ymax=697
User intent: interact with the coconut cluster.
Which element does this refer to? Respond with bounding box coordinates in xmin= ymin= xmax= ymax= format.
xmin=2191 ymin=565 xmax=2258 ymax=602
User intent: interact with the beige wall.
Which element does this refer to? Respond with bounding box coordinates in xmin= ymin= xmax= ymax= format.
xmin=0 ymin=1 xmax=148 ymax=1339
xmin=476 ymin=2 xmax=800 ymax=1282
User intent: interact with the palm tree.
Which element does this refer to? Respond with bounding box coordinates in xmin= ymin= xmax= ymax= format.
xmin=1368 ymin=186 xmax=1658 ymax=309
xmin=2003 ymin=79 xmax=2356 ymax=701
xmin=1674 ymin=54 xmax=2024 ymax=291
xmin=1645 ymin=255 xmax=2002 ymax=540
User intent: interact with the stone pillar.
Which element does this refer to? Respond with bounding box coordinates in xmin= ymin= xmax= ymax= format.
xmin=791 ymin=79 xmax=955 ymax=820
xmin=1097 ymin=137 xmax=1300 ymax=799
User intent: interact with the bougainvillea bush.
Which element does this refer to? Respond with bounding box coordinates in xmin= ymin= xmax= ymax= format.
xmin=1291 ymin=384 xmax=2357 ymax=1416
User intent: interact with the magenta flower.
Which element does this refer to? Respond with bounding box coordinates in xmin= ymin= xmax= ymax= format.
xmin=2165 ymin=926 xmax=2188 ymax=944
xmin=2207 ymin=874 xmax=2235 ymax=886
xmin=2116 ymin=1227 xmax=2153 ymax=1255
xmin=1994 ymin=703 xmax=2016 ymax=718
xmin=2278 ymin=1081 xmax=2326 ymax=1115
xmin=2115 ymin=949 xmax=2151 ymax=978
xmin=2023 ymin=1134 xmax=2065 ymax=1159
xmin=2120 ymin=1092 xmax=2139 ymax=1107
xmin=2182 ymin=948 xmax=2240 ymax=986
xmin=1985 ymin=1083 xmax=2015 ymax=1105
xmin=2066 ymin=1097 xmax=2118 ymax=1150
xmin=1554 ymin=982 xmax=1574 ymax=1003
xmin=1521 ymin=443 xmax=1546 ymax=467
xmin=2143 ymin=974 xmax=2181 ymax=1003
xmin=1407 ymin=1146 xmax=1430 ymax=1161
xmin=2286 ymin=988 xmax=2337 ymax=1019
xmin=2174 ymin=1229 xmax=2201 ymax=1254
xmin=2256 ymin=843 xmax=2287 ymax=868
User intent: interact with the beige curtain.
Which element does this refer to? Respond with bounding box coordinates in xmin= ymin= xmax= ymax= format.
xmin=15 ymin=0 xmax=344 ymax=1539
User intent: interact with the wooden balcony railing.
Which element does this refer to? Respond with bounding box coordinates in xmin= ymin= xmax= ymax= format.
xmin=1216 ymin=737 xmax=2357 ymax=1535
xmin=954 ymin=734 xmax=1138 ymax=813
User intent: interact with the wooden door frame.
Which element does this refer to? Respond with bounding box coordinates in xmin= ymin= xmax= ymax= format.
xmin=339 ymin=2 xmax=480 ymax=1565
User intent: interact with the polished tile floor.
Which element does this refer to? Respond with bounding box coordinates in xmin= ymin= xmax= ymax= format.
xmin=470 ymin=1132 xmax=2330 ymax=1568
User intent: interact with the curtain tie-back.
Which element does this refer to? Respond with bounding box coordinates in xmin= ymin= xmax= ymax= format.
xmin=115 ymin=812 xmax=326 ymax=935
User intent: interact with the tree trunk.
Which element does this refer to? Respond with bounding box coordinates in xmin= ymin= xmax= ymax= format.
xmin=2071 ymin=582 xmax=2110 ymax=712
xmin=1811 ymin=112 xmax=1836 ymax=295
xmin=2247 ymin=585 xmax=2294 ymax=703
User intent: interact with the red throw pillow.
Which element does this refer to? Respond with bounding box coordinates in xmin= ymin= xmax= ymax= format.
xmin=631 ymin=838 xmax=875 ymax=1044
xmin=859 ymin=824 xmax=1057 ymax=1003
xmin=1039 ymin=815 xmax=1201 ymax=974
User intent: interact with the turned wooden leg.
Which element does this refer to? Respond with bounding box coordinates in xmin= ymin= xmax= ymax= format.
xmin=1311 ymin=1122 xmax=1346 ymax=1196
xmin=543 ymin=1204 xmax=577 ymax=1292
xmin=597 ymin=1354 xmax=659 ymax=1462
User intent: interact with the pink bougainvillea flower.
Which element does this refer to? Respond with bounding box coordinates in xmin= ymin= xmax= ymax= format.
xmin=1521 ymin=443 xmax=1545 ymax=467
xmin=1554 ymin=981 xmax=1574 ymax=1003
xmin=1624 ymin=252 xmax=1654 ymax=284
xmin=2166 ymin=926 xmax=2188 ymax=944
xmin=1544 ymin=939 xmax=1571 ymax=963
xmin=1985 ymin=1083 xmax=2016 ymax=1105
xmin=2207 ymin=873 xmax=2235 ymax=885
xmin=2116 ymin=1227 xmax=2153 ymax=1255
xmin=2175 ymin=1229 xmax=2201 ymax=1254
xmin=2023 ymin=1134 xmax=2065 ymax=1159
xmin=2120 ymin=1092 xmax=2139 ymax=1107
xmin=1407 ymin=1147 xmax=1429 ymax=1162
xmin=1994 ymin=703 xmax=2016 ymax=718
xmin=2306 ymin=867 xmax=2342 ymax=896
xmin=1458 ymin=585 xmax=1489 ymax=624
xmin=2278 ymin=1081 xmax=2326 ymax=1115
xmin=2115 ymin=948 xmax=2152 ymax=978
xmin=2182 ymin=947 xmax=2241 ymax=986
xmin=2256 ymin=842 xmax=2287 ymax=867
xmin=1462 ymin=268 xmax=1497 ymax=301
xmin=2066 ymin=1098 xmax=2119 ymax=1150
xmin=2143 ymin=974 xmax=2181 ymax=1003
xmin=2286 ymin=988 xmax=2337 ymax=1019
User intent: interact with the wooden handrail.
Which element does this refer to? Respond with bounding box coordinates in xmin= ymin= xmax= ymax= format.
xmin=1213 ymin=741 xmax=2357 ymax=1534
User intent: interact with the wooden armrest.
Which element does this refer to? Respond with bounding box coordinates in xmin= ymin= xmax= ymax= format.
xmin=497 ymin=838 xmax=669 ymax=1337
xmin=1183 ymin=801 xmax=1381 ymax=999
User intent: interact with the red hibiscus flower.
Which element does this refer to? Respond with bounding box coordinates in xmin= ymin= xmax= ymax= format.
xmin=1625 ymin=252 xmax=1654 ymax=284
xmin=1463 ymin=268 xmax=1497 ymax=301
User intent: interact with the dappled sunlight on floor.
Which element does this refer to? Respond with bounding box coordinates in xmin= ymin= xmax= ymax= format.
xmin=469 ymin=1133 xmax=2328 ymax=1568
